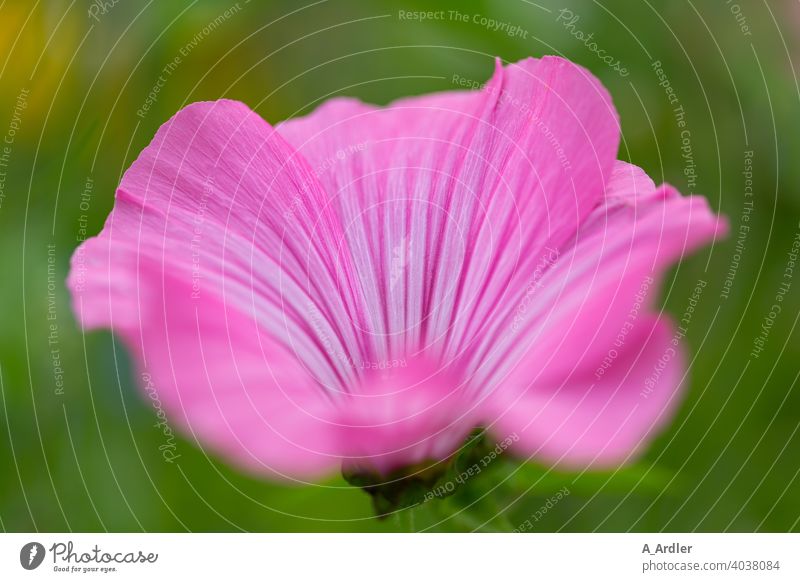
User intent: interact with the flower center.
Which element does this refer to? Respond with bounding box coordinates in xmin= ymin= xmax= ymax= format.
xmin=336 ymin=357 xmax=475 ymax=478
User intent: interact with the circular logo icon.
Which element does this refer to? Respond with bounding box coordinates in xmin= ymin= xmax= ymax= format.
xmin=19 ymin=542 xmax=45 ymax=570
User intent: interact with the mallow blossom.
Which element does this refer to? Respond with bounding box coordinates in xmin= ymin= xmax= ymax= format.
xmin=68 ymin=57 xmax=725 ymax=488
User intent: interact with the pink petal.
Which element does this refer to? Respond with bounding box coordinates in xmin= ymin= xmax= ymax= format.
xmin=604 ymin=160 xmax=657 ymax=204
xmin=68 ymin=100 xmax=357 ymax=478
xmin=129 ymin=259 xmax=339 ymax=478
xmin=481 ymin=167 xmax=727 ymax=465
xmin=486 ymin=316 xmax=685 ymax=466
xmin=278 ymin=86 xmax=496 ymax=362
xmin=278 ymin=56 xmax=621 ymax=368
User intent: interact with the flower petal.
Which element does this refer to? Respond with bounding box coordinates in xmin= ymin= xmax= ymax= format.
xmin=68 ymin=100 xmax=361 ymax=477
xmin=480 ymin=176 xmax=727 ymax=465
xmin=278 ymin=57 xmax=621 ymax=370
xmin=278 ymin=86 xmax=496 ymax=362
xmin=604 ymin=160 xmax=657 ymax=204
xmin=486 ymin=317 xmax=685 ymax=466
xmin=127 ymin=259 xmax=339 ymax=477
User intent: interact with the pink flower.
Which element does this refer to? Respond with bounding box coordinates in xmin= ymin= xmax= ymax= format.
xmin=68 ymin=57 xmax=725 ymax=483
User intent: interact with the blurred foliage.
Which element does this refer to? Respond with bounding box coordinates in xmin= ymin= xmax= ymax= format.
xmin=0 ymin=0 xmax=799 ymax=532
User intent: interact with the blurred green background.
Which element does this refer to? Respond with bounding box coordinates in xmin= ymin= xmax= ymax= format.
xmin=1 ymin=0 xmax=799 ymax=532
